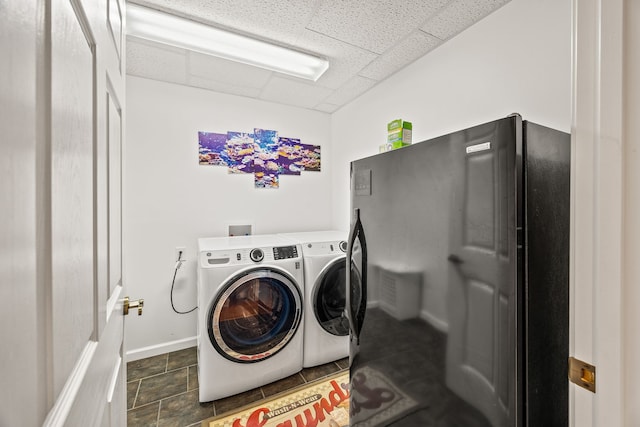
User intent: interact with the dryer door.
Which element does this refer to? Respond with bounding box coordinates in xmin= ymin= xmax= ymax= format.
xmin=208 ymin=268 xmax=302 ymax=363
xmin=313 ymin=257 xmax=358 ymax=337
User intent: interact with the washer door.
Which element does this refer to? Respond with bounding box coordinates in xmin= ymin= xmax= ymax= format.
xmin=208 ymin=268 xmax=302 ymax=363
xmin=313 ymin=257 xmax=359 ymax=337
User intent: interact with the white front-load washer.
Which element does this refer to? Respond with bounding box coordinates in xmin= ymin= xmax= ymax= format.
xmin=196 ymin=235 xmax=304 ymax=402
xmin=279 ymin=231 xmax=351 ymax=368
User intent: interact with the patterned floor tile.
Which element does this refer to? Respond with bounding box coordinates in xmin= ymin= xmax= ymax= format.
xmin=128 ymin=380 xmax=140 ymax=409
xmin=213 ymin=386 xmax=264 ymax=416
xmin=136 ymin=368 xmax=188 ymax=406
xmin=158 ymin=390 xmax=215 ymax=427
xmin=127 ymin=401 xmax=160 ymax=427
xmin=335 ymin=357 xmax=349 ymax=370
xmin=187 ymin=365 xmax=198 ymax=391
xmin=128 ymin=354 xmax=167 ymax=382
xmin=300 ymin=361 xmax=340 ymax=382
xmin=167 ymin=347 xmax=197 ymax=371
xmin=260 ymin=373 xmax=305 ymax=398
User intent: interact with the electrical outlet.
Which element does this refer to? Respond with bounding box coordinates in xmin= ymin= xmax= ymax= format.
xmin=175 ymin=246 xmax=186 ymax=262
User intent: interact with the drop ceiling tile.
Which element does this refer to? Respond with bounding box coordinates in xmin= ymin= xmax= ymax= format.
xmin=188 ymin=51 xmax=273 ymax=88
xmin=127 ymin=0 xmax=512 ymax=113
xmin=306 ymin=0 xmax=450 ymax=54
xmin=131 ymin=0 xmax=322 ymax=47
xmin=259 ymin=76 xmax=333 ymax=109
xmin=126 ymin=37 xmax=188 ymax=84
xmin=314 ymin=103 xmax=341 ymax=113
xmin=187 ymin=75 xmax=263 ymax=99
xmin=321 ymin=75 xmax=377 ymax=106
xmin=421 ymin=0 xmax=511 ymax=40
xmin=359 ymin=30 xmax=441 ymax=81
xmin=293 ymin=29 xmax=377 ymax=89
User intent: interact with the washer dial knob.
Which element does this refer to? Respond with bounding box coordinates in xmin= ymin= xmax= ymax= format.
xmin=250 ymin=248 xmax=264 ymax=262
xmin=339 ymin=241 xmax=348 ymax=252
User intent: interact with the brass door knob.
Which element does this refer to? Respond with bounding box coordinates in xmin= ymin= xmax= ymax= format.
xmin=124 ymin=296 xmax=144 ymax=315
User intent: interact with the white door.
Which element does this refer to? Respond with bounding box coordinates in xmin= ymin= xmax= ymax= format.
xmin=0 ymin=0 xmax=130 ymax=425
xmin=570 ymin=0 xmax=640 ymax=426
xmin=47 ymin=0 xmax=131 ymax=424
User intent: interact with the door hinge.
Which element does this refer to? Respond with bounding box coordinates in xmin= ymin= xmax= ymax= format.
xmin=568 ymin=356 xmax=596 ymax=393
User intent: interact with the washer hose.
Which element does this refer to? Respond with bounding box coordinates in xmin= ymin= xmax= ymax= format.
xmin=171 ymin=251 xmax=197 ymax=314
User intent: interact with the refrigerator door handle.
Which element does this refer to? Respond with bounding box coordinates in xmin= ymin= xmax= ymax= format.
xmin=346 ymin=208 xmax=367 ymax=345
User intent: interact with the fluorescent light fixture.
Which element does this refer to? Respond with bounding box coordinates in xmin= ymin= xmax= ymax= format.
xmin=126 ymin=3 xmax=329 ymax=81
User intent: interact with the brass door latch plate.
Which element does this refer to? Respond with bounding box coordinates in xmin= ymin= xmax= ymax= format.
xmin=124 ymin=296 xmax=144 ymax=316
xmin=569 ymin=356 xmax=596 ymax=393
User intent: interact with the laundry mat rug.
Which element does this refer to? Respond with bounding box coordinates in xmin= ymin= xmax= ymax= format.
xmin=202 ymin=366 xmax=417 ymax=427
xmin=349 ymin=366 xmax=418 ymax=427
xmin=203 ymin=371 xmax=350 ymax=427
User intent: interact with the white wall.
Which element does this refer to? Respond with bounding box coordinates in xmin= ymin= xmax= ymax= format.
xmin=124 ymin=77 xmax=331 ymax=359
xmin=330 ymin=0 xmax=571 ymax=232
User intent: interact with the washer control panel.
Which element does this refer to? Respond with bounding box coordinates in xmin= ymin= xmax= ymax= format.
xmin=273 ymin=245 xmax=298 ymax=260
xmin=201 ymin=244 xmax=301 ymax=266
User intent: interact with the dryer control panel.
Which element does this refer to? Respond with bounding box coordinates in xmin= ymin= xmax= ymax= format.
xmin=273 ymin=245 xmax=298 ymax=260
xmin=302 ymin=240 xmax=347 ymax=256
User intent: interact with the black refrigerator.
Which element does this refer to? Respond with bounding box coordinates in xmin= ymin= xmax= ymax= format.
xmin=346 ymin=115 xmax=569 ymax=427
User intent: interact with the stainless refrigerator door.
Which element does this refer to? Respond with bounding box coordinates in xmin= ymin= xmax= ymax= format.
xmin=349 ymin=116 xmax=521 ymax=427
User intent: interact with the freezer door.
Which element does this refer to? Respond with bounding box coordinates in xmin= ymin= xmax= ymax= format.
xmin=349 ymin=116 xmax=521 ymax=427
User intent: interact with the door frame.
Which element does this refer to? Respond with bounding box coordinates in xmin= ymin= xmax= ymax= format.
xmin=570 ymin=0 xmax=639 ymax=425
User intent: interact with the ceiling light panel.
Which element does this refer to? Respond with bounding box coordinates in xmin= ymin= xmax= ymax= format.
xmin=294 ymin=29 xmax=378 ymax=89
xmin=126 ymin=3 xmax=329 ymax=81
xmin=188 ymin=51 xmax=272 ymax=88
xmin=130 ymin=0 xmax=317 ymax=45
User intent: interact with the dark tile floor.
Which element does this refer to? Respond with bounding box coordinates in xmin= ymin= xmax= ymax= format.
xmin=127 ymin=346 xmax=348 ymax=427
xmin=351 ymin=308 xmax=492 ymax=427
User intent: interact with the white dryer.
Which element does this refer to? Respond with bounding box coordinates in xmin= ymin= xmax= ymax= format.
xmin=280 ymin=231 xmax=350 ymax=368
xmin=196 ymin=235 xmax=304 ymax=402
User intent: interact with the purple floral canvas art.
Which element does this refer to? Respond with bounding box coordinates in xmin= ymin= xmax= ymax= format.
xmin=198 ymin=132 xmax=228 ymax=166
xmin=226 ymin=131 xmax=255 ymax=174
xmin=198 ymin=128 xmax=321 ymax=188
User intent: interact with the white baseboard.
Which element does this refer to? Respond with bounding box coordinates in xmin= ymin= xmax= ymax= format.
xmin=420 ymin=309 xmax=449 ymax=333
xmin=126 ymin=336 xmax=197 ymax=362
xmin=365 ymin=301 xmax=447 ymax=332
